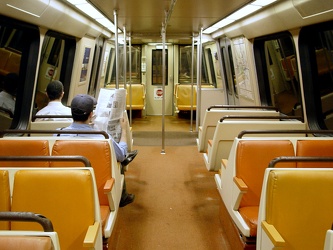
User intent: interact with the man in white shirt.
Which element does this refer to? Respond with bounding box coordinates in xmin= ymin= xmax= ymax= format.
xmin=35 ymin=80 xmax=72 ymax=121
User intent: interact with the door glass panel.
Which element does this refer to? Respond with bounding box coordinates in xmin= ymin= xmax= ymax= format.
xmin=152 ymin=49 xmax=168 ymax=85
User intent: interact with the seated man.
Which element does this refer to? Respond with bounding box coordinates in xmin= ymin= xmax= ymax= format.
xmin=35 ymin=80 xmax=72 ymax=121
xmin=59 ymin=94 xmax=137 ymax=207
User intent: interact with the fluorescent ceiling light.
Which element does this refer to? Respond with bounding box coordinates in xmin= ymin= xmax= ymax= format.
xmin=203 ymin=0 xmax=277 ymax=34
xmin=228 ymin=5 xmax=261 ymax=20
xmin=75 ymin=3 xmax=104 ymax=19
xmin=66 ymin=0 xmax=119 ymax=33
xmin=156 ymin=45 xmax=167 ymax=49
xmin=251 ymin=0 xmax=277 ymax=7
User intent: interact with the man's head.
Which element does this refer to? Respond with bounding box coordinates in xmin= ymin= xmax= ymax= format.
xmin=71 ymin=94 xmax=97 ymax=121
xmin=46 ymin=80 xmax=64 ymax=101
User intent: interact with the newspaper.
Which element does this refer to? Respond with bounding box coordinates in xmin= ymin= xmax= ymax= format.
xmin=94 ymin=88 xmax=126 ymax=142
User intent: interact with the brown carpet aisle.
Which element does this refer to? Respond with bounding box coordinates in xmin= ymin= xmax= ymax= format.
xmin=109 ymin=145 xmax=231 ymax=250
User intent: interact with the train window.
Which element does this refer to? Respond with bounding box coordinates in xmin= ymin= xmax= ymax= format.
xmin=228 ymin=45 xmax=238 ymax=97
xmin=204 ymin=48 xmax=217 ymax=88
xmin=220 ymin=46 xmax=230 ymax=94
xmin=254 ymin=33 xmax=301 ymax=116
xmin=232 ymin=37 xmax=253 ymax=100
xmin=152 ymin=49 xmax=168 ymax=85
xmin=108 ymin=45 xmax=142 ymax=87
xmin=299 ymin=21 xmax=333 ymax=130
xmin=34 ymin=31 xmax=75 ymax=112
xmin=179 ymin=45 xmax=208 ymax=84
xmin=0 ymin=15 xmax=39 ymax=130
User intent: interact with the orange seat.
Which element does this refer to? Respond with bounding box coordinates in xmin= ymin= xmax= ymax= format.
xmin=51 ymin=140 xmax=115 ymax=238
xmin=0 ymin=170 xmax=10 ymax=230
xmin=0 ymin=140 xmax=50 ymax=167
xmin=258 ymin=169 xmax=333 ymax=249
xmin=0 ymin=236 xmax=53 ymax=250
xmin=234 ymin=140 xmax=295 ymax=237
xmin=11 ymin=169 xmax=101 ymax=250
xmin=297 ymin=140 xmax=333 ymax=168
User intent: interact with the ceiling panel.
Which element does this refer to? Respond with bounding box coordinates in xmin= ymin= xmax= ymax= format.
xmin=89 ymin=0 xmax=252 ymax=43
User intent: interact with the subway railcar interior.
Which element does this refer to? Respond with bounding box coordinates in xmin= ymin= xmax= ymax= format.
xmin=0 ymin=0 xmax=333 ymax=249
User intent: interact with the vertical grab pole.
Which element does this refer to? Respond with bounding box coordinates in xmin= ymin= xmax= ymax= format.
xmin=196 ymin=28 xmax=203 ymax=132
xmin=161 ymin=24 xmax=166 ymax=154
xmin=123 ymin=26 xmax=127 ymax=89
xmin=114 ymin=10 xmax=119 ymax=89
xmin=129 ymin=33 xmax=132 ymax=126
xmin=190 ymin=34 xmax=195 ymax=132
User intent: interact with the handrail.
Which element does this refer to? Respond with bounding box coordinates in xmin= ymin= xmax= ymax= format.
xmin=0 ymin=129 xmax=109 ymax=139
xmin=219 ymin=115 xmax=303 ymax=123
xmin=0 ymin=212 xmax=54 ymax=232
xmin=0 ymin=155 xmax=91 ymax=167
xmin=207 ymin=105 xmax=278 ymax=111
xmin=269 ymin=156 xmax=333 ymax=168
xmin=238 ymin=129 xmax=333 ymax=138
xmin=32 ymin=115 xmax=72 ymax=121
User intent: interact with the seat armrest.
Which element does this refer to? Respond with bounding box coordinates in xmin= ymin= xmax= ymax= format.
xmin=104 ymin=178 xmax=115 ymax=193
xmin=232 ymin=177 xmax=248 ymax=210
xmin=261 ymin=221 xmax=285 ymax=247
xmin=83 ymin=222 xmax=100 ymax=248
xmin=104 ymin=178 xmax=115 ymax=211
xmin=233 ymin=176 xmax=248 ymax=191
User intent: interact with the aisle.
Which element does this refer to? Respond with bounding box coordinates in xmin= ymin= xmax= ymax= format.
xmin=109 ymin=145 xmax=231 ymax=250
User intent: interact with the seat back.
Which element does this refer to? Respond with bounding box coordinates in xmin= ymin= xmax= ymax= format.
xmin=11 ymin=169 xmax=96 ymax=250
xmin=3 ymin=52 xmax=21 ymax=74
xmin=0 ymin=236 xmax=53 ymax=250
xmin=29 ymin=121 xmax=72 ymax=131
xmin=0 ymin=48 xmax=11 ymax=70
xmin=297 ymin=140 xmax=333 ymax=168
xmin=126 ymin=84 xmax=145 ymax=110
xmin=198 ymin=109 xmax=279 ymax=152
xmin=236 ymin=140 xmax=295 ymax=208
xmin=175 ymin=84 xmax=197 ymax=111
xmin=206 ymin=120 xmax=306 ymax=171
xmin=0 ymin=140 xmax=50 ymax=167
xmin=263 ymin=169 xmax=333 ymax=249
xmin=0 ymin=170 xmax=10 ymax=230
xmin=51 ymin=140 xmax=112 ymax=206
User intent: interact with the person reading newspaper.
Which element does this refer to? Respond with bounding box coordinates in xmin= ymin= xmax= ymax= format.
xmin=59 ymin=94 xmax=137 ymax=207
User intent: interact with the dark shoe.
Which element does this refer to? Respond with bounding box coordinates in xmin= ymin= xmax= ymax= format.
xmin=120 ymin=194 xmax=135 ymax=207
xmin=121 ymin=150 xmax=138 ymax=167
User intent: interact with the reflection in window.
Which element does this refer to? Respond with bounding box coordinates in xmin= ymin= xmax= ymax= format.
xmin=256 ymin=34 xmax=301 ymax=116
xmin=109 ymin=45 xmax=142 ymax=86
xmin=0 ymin=26 xmax=22 ymax=129
xmin=179 ymin=45 xmax=208 ymax=84
xmin=35 ymin=32 xmax=75 ymax=112
xmin=152 ymin=49 xmax=167 ymax=85
xmin=313 ymin=29 xmax=333 ymax=128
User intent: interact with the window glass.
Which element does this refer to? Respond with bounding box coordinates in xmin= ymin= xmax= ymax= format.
xmin=34 ymin=32 xmax=75 ymax=112
xmin=255 ymin=33 xmax=301 ymax=116
xmin=179 ymin=45 xmax=208 ymax=84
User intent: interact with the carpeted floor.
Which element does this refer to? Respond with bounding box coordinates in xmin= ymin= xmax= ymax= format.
xmin=133 ymin=131 xmax=198 ymax=146
xmin=109 ymin=145 xmax=231 ymax=250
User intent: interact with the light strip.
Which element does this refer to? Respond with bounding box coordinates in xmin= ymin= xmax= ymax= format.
xmin=66 ymin=0 xmax=119 ymax=33
xmin=6 ymin=4 xmax=41 ymax=17
xmin=203 ymin=0 xmax=277 ymax=34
